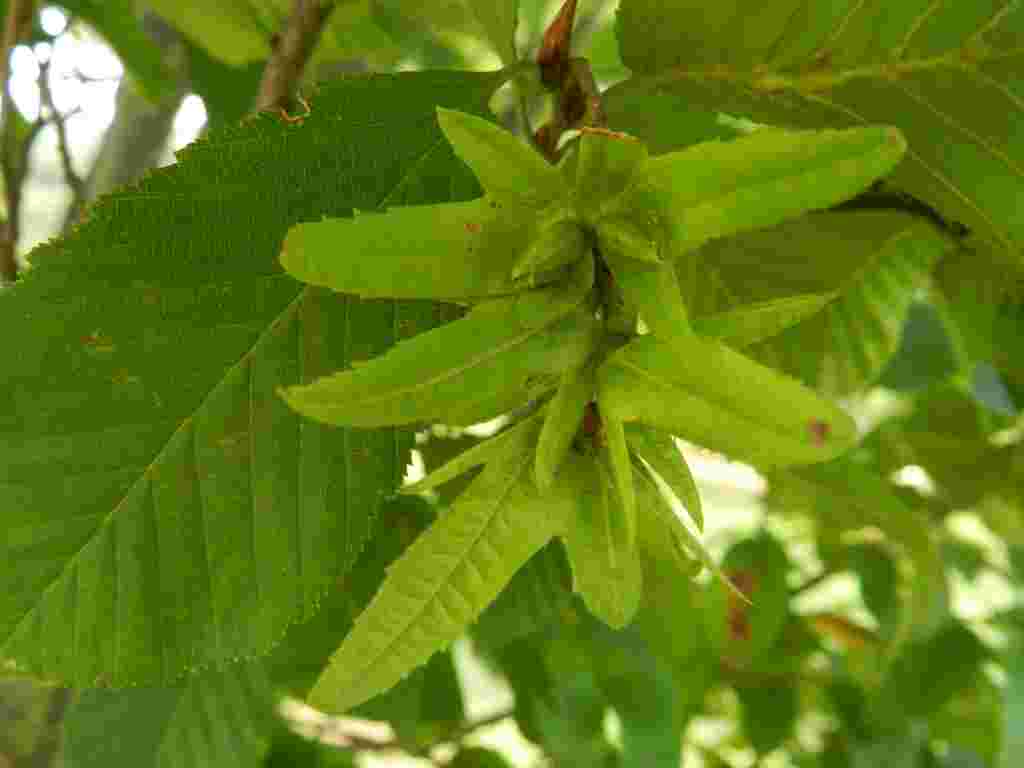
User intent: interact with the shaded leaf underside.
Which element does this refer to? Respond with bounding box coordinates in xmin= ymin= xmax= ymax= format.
xmin=617 ymin=0 xmax=1024 ymax=267
xmin=0 ymin=70 xmax=505 ymax=686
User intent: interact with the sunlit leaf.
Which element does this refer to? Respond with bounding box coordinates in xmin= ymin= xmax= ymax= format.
xmin=307 ymin=446 xmax=576 ymax=714
xmin=625 ymin=423 xmax=702 ymax=531
xmin=561 ymin=456 xmax=643 ymax=629
xmin=598 ymin=334 xmax=857 ymax=467
xmin=280 ymin=257 xmax=597 ymax=427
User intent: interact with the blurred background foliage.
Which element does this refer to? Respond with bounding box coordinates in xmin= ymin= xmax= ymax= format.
xmin=1 ymin=1 xmax=1022 ymax=767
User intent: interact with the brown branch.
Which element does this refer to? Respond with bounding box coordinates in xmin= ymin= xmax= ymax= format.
xmin=0 ymin=0 xmax=36 ymax=283
xmin=253 ymin=0 xmax=335 ymax=113
xmin=38 ymin=59 xmax=87 ymax=212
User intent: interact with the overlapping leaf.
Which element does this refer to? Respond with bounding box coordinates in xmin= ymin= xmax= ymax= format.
xmin=0 ymin=70 xmax=505 ymax=686
xmin=598 ymin=334 xmax=858 ymax=467
xmin=616 ymin=0 xmax=1024 ymax=266
xmin=689 ymin=211 xmax=950 ymax=393
xmin=62 ymin=662 xmax=276 ymax=768
xmin=307 ymin=441 xmax=576 ymax=714
xmin=766 ymin=457 xmax=949 ymax=641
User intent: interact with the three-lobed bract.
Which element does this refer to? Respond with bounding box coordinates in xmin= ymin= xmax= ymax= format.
xmin=277 ymin=106 xmax=907 ymax=714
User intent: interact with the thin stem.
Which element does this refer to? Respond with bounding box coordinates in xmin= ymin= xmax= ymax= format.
xmin=38 ymin=59 xmax=86 ymax=211
xmin=0 ymin=0 xmax=36 ymax=283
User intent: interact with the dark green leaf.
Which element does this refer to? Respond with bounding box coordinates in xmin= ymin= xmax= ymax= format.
xmin=62 ymin=662 xmax=276 ymax=768
xmin=616 ymin=0 xmax=1024 ymax=267
xmin=307 ymin=444 xmax=578 ymax=713
xmin=737 ymin=679 xmax=798 ymax=754
xmin=0 ymin=70 xmax=503 ymax=687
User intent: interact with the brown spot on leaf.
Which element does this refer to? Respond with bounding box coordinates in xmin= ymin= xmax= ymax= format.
xmin=809 ymin=419 xmax=830 ymax=446
xmin=464 ymin=222 xmax=480 ymax=234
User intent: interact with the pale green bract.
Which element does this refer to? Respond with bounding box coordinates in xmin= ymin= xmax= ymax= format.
xmin=560 ymin=456 xmax=644 ymax=629
xmin=308 ymin=445 xmax=575 ymax=715
xmin=598 ymin=334 xmax=858 ymax=467
xmin=274 ymin=106 xmax=908 ymax=714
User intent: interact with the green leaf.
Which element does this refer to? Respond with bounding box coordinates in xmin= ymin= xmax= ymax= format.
xmin=280 ymin=256 xmax=597 ymax=428
xmin=602 ymin=79 xmax=739 ymax=155
xmin=601 ymin=411 xmax=638 ymax=556
xmin=615 ymin=125 xmax=907 ymax=260
xmin=849 ymin=542 xmax=903 ymax=642
xmin=375 ymin=0 xmax=521 ymax=65
xmin=874 ymin=622 xmax=987 ymax=720
xmin=598 ymin=334 xmax=858 ymax=467
xmin=448 ymin=746 xmax=516 ymax=768
xmin=0 ymin=70 xmax=504 ymax=686
xmin=62 ymin=662 xmax=276 ymax=768
xmin=437 ymin=107 xmax=566 ymax=208
xmin=146 ymin=0 xmax=272 ymax=65
xmin=589 ymin=625 xmax=681 ymax=768
xmin=689 ymin=212 xmax=948 ymax=394
xmin=716 ymin=532 xmax=792 ymax=665
xmin=62 ymin=0 xmax=174 ymax=101
xmin=281 ymin=198 xmax=545 ymax=300
xmin=616 ymin=0 xmax=1024 ymax=265
xmin=693 ymin=292 xmax=837 ymax=349
xmin=511 ymin=217 xmax=589 ymax=281
xmin=607 ymin=258 xmax=693 ymax=340
xmin=307 ymin=447 xmax=575 ymax=714
xmin=404 ymin=410 xmax=546 ymax=494
xmin=573 ymin=128 xmax=650 ymax=217
xmin=768 ymin=458 xmax=950 ymax=640
xmin=632 ymin=458 xmax=733 ymax=595
xmin=1000 ymin=632 xmax=1024 ymax=768
xmin=536 ymin=362 xmax=595 ymax=491
xmin=561 ymin=456 xmax=643 ymax=629
xmin=737 ymin=679 xmax=798 ymax=755
xmin=624 ymin=423 xmax=702 ymax=531
xmin=472 ymin=542 xmax=573 ymax=650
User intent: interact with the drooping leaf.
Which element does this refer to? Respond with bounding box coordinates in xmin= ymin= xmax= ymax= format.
xmin=737 ymin=679 xmax=798 ymax=755
xmin=437 ymin=107 xmax=567 ymax=208
xmin=472 ymin=541 xmax=573 ymax=650
xmin=307 ymin=444 xmax=577 ymax=714
xmin=404 ymin=409 xmax=546 ymax=495
xmin=589 ymin=624 xmax=681 ymax=768
xmin=536 ymin=362 xmax=594 ymax=491
xmin=688 ymin=211 xmax=949 ymax=394
xmin=600 ymin=411 xmax=638 ymax=554
xmin=62 ymin=662 xmax=276 ymax=768
xmin=612 ymin=124 xmax=907 ymax=261
xmin=767 ymin=457 xmax=950 ymax=640
xmin=280 ymin=256 xmax=597 ymax=428
xmin=874 ymin=622 xmax=988 ymax=721
xmin=616 ymin=0 xmax=1024 ymax=266
xmin=598 ymin=334 xmax=858 ymax=467
xmin=632 ymin=458 xmax=734 ymax=596
xmin=692 ymin=292 xmax=837 ymax=349
xmin=714 ymin=532 xmax=793 ymax=666
xmin=281 ymin=198 xmax=546 ymax=300
xmin=0 ymin=70 xmax=504 ymax=686
xmin=561 ymin=456 xmax=643 ymax=629
xmin=625 ymin=423 xmax=702 ymax=531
